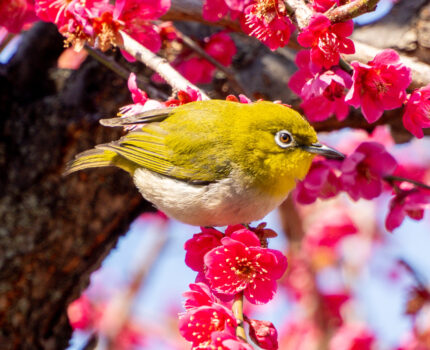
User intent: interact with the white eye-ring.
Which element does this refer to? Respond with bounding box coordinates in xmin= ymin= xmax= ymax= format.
xmin=275 ymin=130 xmax=294 ymax=148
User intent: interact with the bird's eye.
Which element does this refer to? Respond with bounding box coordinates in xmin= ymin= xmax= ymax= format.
xmin=275 ymin=130 xmax=293 ymax=148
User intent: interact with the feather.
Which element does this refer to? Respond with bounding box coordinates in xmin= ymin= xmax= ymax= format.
xmin=100 ymin=107 xmax=174 ymax=127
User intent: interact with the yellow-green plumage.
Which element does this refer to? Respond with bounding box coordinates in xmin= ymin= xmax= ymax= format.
xmin=66 ymin=100 xmax=332 ymax=226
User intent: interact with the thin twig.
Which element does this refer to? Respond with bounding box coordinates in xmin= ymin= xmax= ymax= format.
xmin=177 ymin=30 xmax=249 ymax=96
xmin=339 ymin=57 xmax=353 ymax=74
xmin=384 ymin=175 xmax=430 ymax=191
xmin=0 ymin=32 xmax=16 ymax=54
xmin=232 ymin=292 xmax=247 ymax=342
xmin=84 ymin=45 xmax=168 ymax=100
xmin=118 ymin=30 xmax=210 ymax=99
xmin=325 ymin=0 xmax=381 ymax=23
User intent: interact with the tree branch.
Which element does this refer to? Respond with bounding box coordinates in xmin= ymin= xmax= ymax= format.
xmin=118 ymin=30 xmax=210 ymax=99
xmin=384 ymin=175 xmax=430 ymax=191
xmin=84 ymin=45 xmax=168 ymax=100
xmin=283 ymin=0 xmax=314 ymax=29
xmin=325 ymin=0 xmax=381 ymax=23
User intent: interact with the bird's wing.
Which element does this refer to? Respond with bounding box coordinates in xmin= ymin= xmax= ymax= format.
xmin=100 ymin=107 xmax=174 ymax=127
xmin=96 ymin=126 xmax=214 ymax=184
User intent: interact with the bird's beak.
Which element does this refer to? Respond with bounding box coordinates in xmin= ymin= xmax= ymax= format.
xmin=301 ymin=143 xmax=345 ymax=160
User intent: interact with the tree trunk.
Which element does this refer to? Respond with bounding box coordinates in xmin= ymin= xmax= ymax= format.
xmin=0 ymin=23 xmax=151 ymax=349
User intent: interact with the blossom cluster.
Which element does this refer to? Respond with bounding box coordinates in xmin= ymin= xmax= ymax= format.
xmin=67 ymin=294 xmax=146 ymax=349
xmin=295 ymin=140 xmax=430 ymax=232
xmin=14 ymin=0 xmax=171 ymax=59
xmin=180 ymin=224 xmax=287 ymax=349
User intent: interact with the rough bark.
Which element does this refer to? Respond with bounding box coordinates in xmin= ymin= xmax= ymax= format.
xmin=0 ymin=23 xmax=151 ymax=349
xmin=1 ymin=0 xmax=430 ymax=347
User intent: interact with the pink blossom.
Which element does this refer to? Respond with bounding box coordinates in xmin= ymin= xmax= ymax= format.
xmin=67 ymin=295 xmax=94 ymax=330
xmin=241 ymin=0 xmax=295 ymax=51
xmin=204 ymin=229 xmax=287 ymax=304
xmin=118 ymin=73 xmax=165 ymax=130
xmin=202 ymin=0 xmax=251 ymax=22
xmin=115 ymin=0 xmax=171 ymax=57
xmin=341 ymin=142 xmax=397 ymax=201
xmin=403 ymin=84 xmax=430 ymax=138
xmin=165 ymin=87 xmax=203 ymax=106
xmin=336 ymin=125 xmax=394 ymax=155
xmin=289 ymin=50 xmax=352 ymax=122
xmin=226 ymin=94 xmax=252 ymax=103
xmin=297 ymin=14 xmax=354 ymax=69
xmin=184 ymin=227 xmax=224 ymax=273
xmin=183 ymin=283 xmax=220 ymax=310
xmin=36 ymin=0 xmax=170 ymax=55
xmin=345 ymin=49 xmax=412 ymax=123
xmin=248 ymin=319 xmax=279 ymax=350
xmin=0 ymin=0 xmax=37 ymax=33
xmin=178 ymin=305 xmax=236 ymax=348
xmin=173 ymin=32 xmax=236 ymax=84
xmin=301 ymin=68 xmax=352 ymax=121
xmin=329 ymin=324 xmax=375 ymax=350
xmin=282 ymin=256 xmax=313 ymax=301
xmin=204 ymin=32 xmax=236 ymax=66
xmin=295 ymin=159 xmax=342 ymax=204
xmin=311 ymin=0 xmax=340 ymax=12
xmin=35 ymin=0 xmax=90 ymax=27
xmin=279 ymin=319 xmax=321 ymax=350
xmin=385 ymin=188 xmax=430 ymax=232
xmin=320 ymin=293 xmax=350 ymax=326
xmin=305 ymin=213 xmax=358 ymax=252
xmin=208 ymin=330 xmax=255 ymax=350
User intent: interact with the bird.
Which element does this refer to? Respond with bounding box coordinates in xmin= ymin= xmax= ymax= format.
xmin=65 ymin=100 xmax=344 ymax=226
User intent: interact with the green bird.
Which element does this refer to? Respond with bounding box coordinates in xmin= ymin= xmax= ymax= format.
xmin=65 ymin=100 xmax=343 ymax=226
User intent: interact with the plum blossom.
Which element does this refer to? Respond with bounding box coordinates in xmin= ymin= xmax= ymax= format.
xmin=179 ymin=283 xmax=237 ymax=349
xmin=304 ymin=213 xmax=358 ymax=254
xmin=35 ymin=0 xmax=170 ymax=55
xmin=385 ymin=188 xmax=430 ymax=232
xmin=118 ymin=73 xmax=165 ymax=130
xmin=248 ymin=319 xmax=279 ymax=350
xmin=204 ymin=228 xmax=287 ymax=304
xmin=0 ymin=0 xmax=37 ymax=33
xmin=311 ymin=0 xmax=340 ymax=12
xmin=241 ymin=0 xmax=295 ymax=50
xmin=207 ymin=331 xmax=254 ymax=350
xmin=329 ymin=324 xmax=375 ymax=350
xmin=303 ymin=210 xmax=358 ymax=269
xmin=202 ymin=0 xmax=252 ymax=22
xmin=295 ymin=159 xmax=342 ymax=204
xmin=165 ymin=87 xmax=203 ymax=106
xmin=67 ymin=294 xmax=94 ymax=330
xmin=297 ymin=14 xmax=354 ymax=69
xmin=341 ymin=142 xmax=397 ymax=201
xmin=226 ymin=94 xmax=253 ymax=103
xmin=345 ymin=49 xmax=412 ymax=123
xmin=172 ymin=32 xmax=236 ymax=84
xmin=184 ymin=227 xmax=224 ymax=273
xmin=289 ymin=50 xmax=352 ymax=121
xmin=403 ymin=84 xmax=430 ymax=138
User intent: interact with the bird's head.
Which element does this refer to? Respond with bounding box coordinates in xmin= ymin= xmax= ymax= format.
xmin=232 ymin=101 xmax=344 ymax=196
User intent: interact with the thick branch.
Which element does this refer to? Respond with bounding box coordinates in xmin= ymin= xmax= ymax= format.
xmin=326 ymin=0 xmax=381 ymax=23
xmin=283 ymin=0 xmax=314 ymax=29
xmin=118 ymin=30 xmax=210 ymax=99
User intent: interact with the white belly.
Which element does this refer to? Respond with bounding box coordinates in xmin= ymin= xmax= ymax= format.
xmin=133 ymin=168 xmax=287 ymax=226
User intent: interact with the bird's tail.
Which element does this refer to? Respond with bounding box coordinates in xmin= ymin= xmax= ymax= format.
xmin=64 ymin=148 xmax=119 ymax=175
